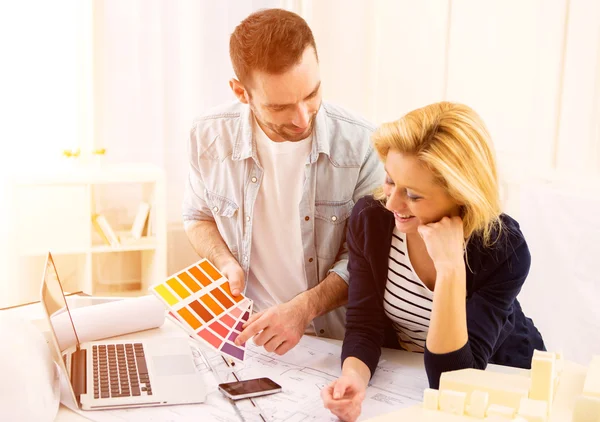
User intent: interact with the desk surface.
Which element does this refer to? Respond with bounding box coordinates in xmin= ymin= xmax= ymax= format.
xmin=2 ymin=299 xmax=587 ymax=422
xmin=53 ymin=320 xmax=427 ymax=421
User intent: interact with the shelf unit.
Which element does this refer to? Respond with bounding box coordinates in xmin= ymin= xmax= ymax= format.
xmin=9 ymin=163 xmax=167 ymax=299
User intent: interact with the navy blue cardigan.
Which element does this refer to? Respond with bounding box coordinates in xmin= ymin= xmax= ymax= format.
xmin=341 ymin=196 xmax=545 ymax=388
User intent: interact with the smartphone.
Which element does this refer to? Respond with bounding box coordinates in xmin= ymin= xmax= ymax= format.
xmin=218 ymin=377 xmax=282 ymax=400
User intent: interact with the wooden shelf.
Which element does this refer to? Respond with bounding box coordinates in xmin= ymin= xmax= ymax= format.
xmin=22 ymin=249 xmax=89 ymax=257
xmin=91 ymin=237 xmax=158 ymax=253
xmin=11 ymin=163 xmax=167 ymax=297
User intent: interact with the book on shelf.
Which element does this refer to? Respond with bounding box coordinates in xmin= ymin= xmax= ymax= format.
xmin=92 ymin=214 xmax=120 ymax=247
xmin=131 ymin=202 xmax=151 ymax=239
xmin=146 ymin=204 xmax=154 ymax=237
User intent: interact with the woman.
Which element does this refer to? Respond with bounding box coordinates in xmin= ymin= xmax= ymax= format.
xmin=321 ymin=102 xmax=544 ymax=422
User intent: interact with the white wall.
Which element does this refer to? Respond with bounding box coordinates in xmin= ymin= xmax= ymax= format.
xmin=92 ymin=0 xmax=281 ymax=276
xmin=300 ymin=0 xmax=600 ymax=364
xmin=2 ymin=0 xmax=599 ymax=364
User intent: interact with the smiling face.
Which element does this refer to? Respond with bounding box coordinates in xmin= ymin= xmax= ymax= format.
xmin=383 ymin=149 xmax=462 ymax=233
xmin=230 ymin=47 xmax=322 ymax=142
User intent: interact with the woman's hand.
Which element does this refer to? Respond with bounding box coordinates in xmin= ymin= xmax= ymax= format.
xmin=418 ymin=216 xmax=465 ymax=274
xmin=321 ymin=372 xmax=367 ymax=422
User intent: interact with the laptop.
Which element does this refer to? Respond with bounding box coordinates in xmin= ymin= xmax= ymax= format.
xmin=40 ymin=252 xmax=206 ymax=410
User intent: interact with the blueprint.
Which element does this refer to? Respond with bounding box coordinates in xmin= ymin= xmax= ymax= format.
xmin=63 ymin=335 xmax=428 ymax=422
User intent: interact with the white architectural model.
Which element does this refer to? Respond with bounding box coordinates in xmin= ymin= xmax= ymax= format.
xmin=366 ymin=351 xmax=600 ymax=422
xmin=574 ymin=356 xmax=600 ymax=422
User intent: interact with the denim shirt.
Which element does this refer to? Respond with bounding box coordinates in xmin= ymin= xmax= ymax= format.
xmin=182 ymin=101 xmax=385 ymax=339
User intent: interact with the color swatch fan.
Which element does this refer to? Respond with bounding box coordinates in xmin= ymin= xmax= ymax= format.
xmin=150 ymin=259 xmax=252 ymax=363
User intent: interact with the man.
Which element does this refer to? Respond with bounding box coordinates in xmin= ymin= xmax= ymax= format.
xmin=183 ymin=8 xmax=384 ymax=355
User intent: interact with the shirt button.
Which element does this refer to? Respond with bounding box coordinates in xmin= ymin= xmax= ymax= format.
xmin=304 ymin=216 xmax=310 ymax=221
xmin=246 ymin=216 xmax=250 ymax=222
xmin=251 ymin=176 xmax=257 ymax=183
xmin=331 ymin=215 xmax=338 ymax=222
xmin=308 ymin=258 xmax=314 ymax=263
xmin=243 ymin=255 xmax=248 ymax=262
xmin=319 ymin=329 xmax=325 ymax=335
xmin=212 ymin=206 xmax=219 ymax=213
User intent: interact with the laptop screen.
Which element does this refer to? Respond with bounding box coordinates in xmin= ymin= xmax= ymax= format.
xmin=40 ymin=253 xmax=81 ymax=352
xmin=40 ymin=252 xmax=82 ymax=406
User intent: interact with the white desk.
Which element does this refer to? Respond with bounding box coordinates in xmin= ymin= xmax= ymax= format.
xmin=1 ymin=297 xmax=428 ymax=422
xmin=54 ymin=321 xmax=428 ymax=421
xmin=2 ymin=298 xmax=588 ymax=422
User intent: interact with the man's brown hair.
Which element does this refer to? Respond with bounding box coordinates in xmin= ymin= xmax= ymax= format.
xmin=229 ymin=8 xmax=318 ymax=86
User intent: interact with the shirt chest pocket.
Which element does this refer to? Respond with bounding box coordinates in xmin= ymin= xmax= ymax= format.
xmin=205 ymin=190 xmax=240 ymax=255
xmin=314 ymin=199 xmax=354 ymax=259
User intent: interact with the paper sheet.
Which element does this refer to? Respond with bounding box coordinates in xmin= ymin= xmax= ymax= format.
xmin=66 ymin=335 xmax=428 ymax=422
xmin=52 ymin=295 xmax=165 ymax=351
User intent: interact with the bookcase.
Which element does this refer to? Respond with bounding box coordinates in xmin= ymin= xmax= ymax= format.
xmin=8 ymin=163 xmax=167 ymax=302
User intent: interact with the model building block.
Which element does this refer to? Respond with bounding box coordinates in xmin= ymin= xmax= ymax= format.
xmin=423 ymin=388 xmax=440 ymax=410
xmin=529 ymin=352 xmax=555 ymax=407
xmin=439 ymin=368 xmax=530 ymax=409
xmin=572 ymin=395 xmax=600 ymax=422
xmin=466 ymin=390 xmax=489 ymax=418
xmin=517 ymin=397 xmax=548 ymax=422
xmin=439 ymin=390 xmax=467 ymax=415
xmin=486 ymin=403 xmax=516 ymax=418
xmin=583 ymin=356 xmax=600 ymax=399
xmin=484 ymin=416 xmax=513 ymax=422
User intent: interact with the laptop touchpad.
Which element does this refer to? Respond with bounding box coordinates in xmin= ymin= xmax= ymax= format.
xmin=152 ymin=355 xmax=196 ymax=376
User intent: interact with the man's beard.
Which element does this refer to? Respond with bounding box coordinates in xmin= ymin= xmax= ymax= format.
xmin=250 ymin=103 xmax=318 ymax=142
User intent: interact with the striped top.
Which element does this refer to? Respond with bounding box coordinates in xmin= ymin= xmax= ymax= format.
xmin=383 ymin=227 xmax=434 ymax=353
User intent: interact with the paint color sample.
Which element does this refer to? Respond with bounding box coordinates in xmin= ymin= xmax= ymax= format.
xmin=151 ymin=258 xmax=253 ymax=363
xmin=229 ymin=305 xmax=242 ymax=318
xmin=200 ymin=294 xmax=224 ymax=316
xmin=178 ymin=307 xmax=201 ymax=330
xmin=209 ymin=320 xmax=229 ymax=337
xmin=211 ymin=287 xmax=234 ymax=308
xmin=220 ymin=282 xmax=245 ymax=303
xmin=166 ymin=278 xmax=191 ymax=299
xmin=221 ymin=342 xmax=244 ymax=360
xmin=200 ymin=260 xmax=222 ymax=281
xmin=178 ymin=272 xmax=200 ymax=293
xmin=189 ymin=266 xmax=211 ymax=287
xmin=220 ymin=314 xmax=236 ymax=327
xmin=189 ymin=300 xmax=213 ymax=323
xmin=154 ymin=284 xmax=178 ymax=306
xmin=198 ymin=328 xmax=222 ymax=349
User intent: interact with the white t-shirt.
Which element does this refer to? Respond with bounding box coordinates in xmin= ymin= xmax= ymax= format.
xmin=246 ymin=118 xmax=314 ymax=332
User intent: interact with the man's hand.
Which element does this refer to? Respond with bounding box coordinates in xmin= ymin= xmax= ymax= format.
xmin=217 ymin=257 xmax=245 ymax=296
xmin=234 ymin=295 xmax=314 ymax=355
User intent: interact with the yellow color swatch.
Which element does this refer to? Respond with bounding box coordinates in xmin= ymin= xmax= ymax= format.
xmin=154 ymin=284 xmax=178 ymax=306
xmin=166 ymin=278 xmax=191 ymax=300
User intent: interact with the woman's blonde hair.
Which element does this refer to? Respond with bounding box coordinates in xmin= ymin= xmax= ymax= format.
xmin=373 ymin=102 xmax=501 ymax=246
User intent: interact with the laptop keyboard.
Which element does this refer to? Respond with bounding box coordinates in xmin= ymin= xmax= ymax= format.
xmin=92 ymin=343 xmax=152 ymax=399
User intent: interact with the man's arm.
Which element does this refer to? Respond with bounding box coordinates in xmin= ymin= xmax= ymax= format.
xmin=183 ymin=126 xmax=245 ymax=295
xmin=184 ymin=221 xmax=244 ymax=295
xmin=298 ymin=271 xmax=348 ymax=321
xmin=185 ymin=221 xmax=230 ymax=267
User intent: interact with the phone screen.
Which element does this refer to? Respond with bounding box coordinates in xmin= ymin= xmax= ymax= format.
xmin=218 ymin=377 xmax=282 ymax=399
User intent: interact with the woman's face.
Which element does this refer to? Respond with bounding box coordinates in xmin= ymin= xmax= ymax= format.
xmin=383 ymin=150 xmax=462 ymax=234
